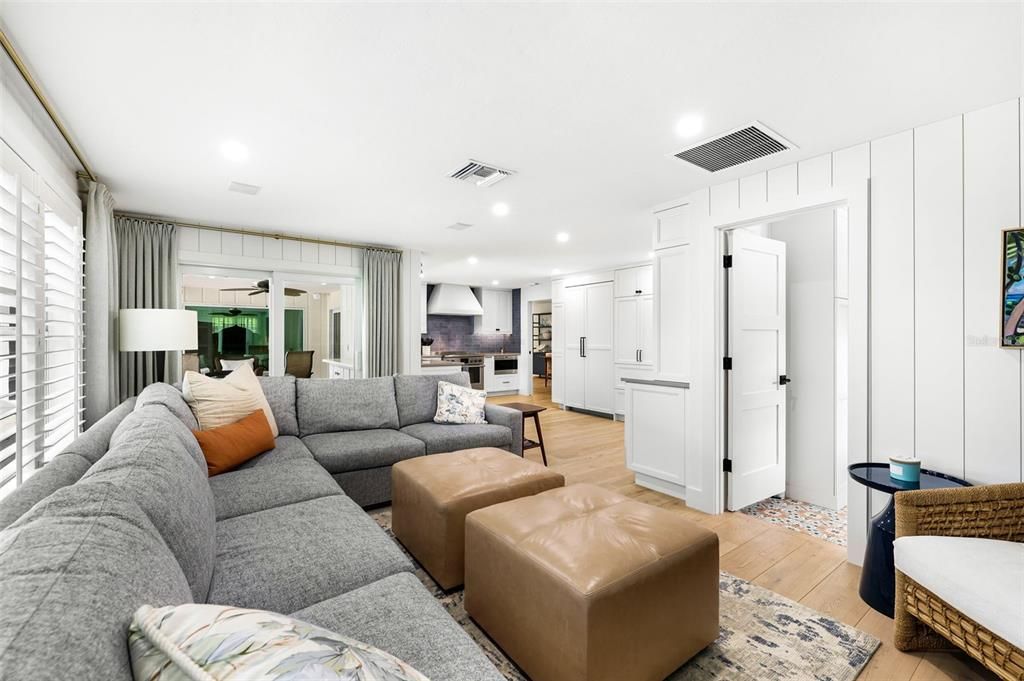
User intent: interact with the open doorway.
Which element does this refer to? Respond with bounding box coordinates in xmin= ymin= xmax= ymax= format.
xmin=723 ymin=205 xmax=849 ymax=545
xmin=529 ymin=299 xmax=553 ymax=399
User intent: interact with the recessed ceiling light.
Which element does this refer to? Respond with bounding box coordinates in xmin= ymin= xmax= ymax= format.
xmin=320 ymin=282 xmax=327 ymax=286
xmin=207 ymin=275 xmax=216 ymax=279
xmin=675 ymin=114 xmax=704 ymax=138
xmin=468 ymin=256 xmax=479 ymax=265
xmin=556 ymin=232 xmax=570 ymax=243
xmin=220 ymin=140 xmax=249 ymax=162
xmin=491 ymin=279 xmax=500 ymax=286
xmin=551 ymin=268 xmax=561 ymax=275
xmin=491 ymin=202 xmax=510 ymax=217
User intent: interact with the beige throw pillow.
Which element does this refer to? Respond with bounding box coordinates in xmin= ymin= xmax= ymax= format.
xmin=182 ymin=362 xmax=279 ymax=437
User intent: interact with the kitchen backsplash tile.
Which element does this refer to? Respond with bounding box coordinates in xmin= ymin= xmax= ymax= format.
xmin=423 ymin=288 xmax=521 ymax=353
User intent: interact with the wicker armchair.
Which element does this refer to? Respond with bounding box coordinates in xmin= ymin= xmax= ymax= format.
xmin=894 ymin=482 xmax=1024 ymax=681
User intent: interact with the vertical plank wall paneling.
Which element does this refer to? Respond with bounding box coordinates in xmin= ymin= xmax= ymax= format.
xmin=914 ymin=116 xmax=965 ymax=478
xmin=869 ymin=131 xmax=916 ymax=512
xmin=964 ymin=100 xmax=1022 ymax=483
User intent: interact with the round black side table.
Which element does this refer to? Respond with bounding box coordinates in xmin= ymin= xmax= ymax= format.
xmin=848 ymin=463 xmax=970 ymax=617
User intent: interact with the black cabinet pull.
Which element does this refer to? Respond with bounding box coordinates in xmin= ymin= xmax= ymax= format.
xmin=779 ymin=375 xmax=791 ymax=386
xmin=579 ymin=337 xmax=584 ymax=357
xmin=639 ymin=349 xmax=643 ymax=363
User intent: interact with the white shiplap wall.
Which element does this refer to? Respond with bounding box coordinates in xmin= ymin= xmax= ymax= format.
xmin=655 ymin=97 xmax=1022 ymax=560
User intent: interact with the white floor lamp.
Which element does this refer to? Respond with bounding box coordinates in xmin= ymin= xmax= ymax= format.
xmin=119 ymin=308 xmax=198 ymax=383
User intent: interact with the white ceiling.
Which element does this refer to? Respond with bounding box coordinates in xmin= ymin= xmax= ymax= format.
xmin=2 ymin=2 xmax=1021 ymax=288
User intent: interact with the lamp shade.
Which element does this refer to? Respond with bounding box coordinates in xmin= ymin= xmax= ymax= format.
xmin=119 ymin=308 xmax=198 ymax=352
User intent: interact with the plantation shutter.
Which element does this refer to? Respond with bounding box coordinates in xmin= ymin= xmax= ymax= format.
xmin=0 ymin=143 xmax=84 ymax=499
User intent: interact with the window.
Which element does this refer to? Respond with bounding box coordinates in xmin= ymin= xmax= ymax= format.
xmin=0 ymin=155 xmax=84 ymax=500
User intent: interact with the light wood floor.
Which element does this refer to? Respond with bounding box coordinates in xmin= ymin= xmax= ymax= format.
xmin=490 ymin=378 xmax=995 ymax=681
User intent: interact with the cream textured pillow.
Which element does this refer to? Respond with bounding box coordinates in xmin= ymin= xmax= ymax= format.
xmin=182 ymin=362 xmax=279 ymax=437
xmin=128 ymin=603 xmax=430 ymax=681
xmin=434 ymin=380 xmax=487 ymax=425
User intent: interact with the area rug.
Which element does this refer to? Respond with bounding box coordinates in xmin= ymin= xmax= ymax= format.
xmin=740 ymin=497 xmax=848 ymax=546
xmin=369 ymin=507 xmax=878 ymax=681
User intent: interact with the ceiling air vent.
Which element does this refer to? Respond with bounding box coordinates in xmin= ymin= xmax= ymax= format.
xmin=673 ymin=122 xmax=796 ymax=172
xmin=448 ymin=160 xmax=514 ymax=187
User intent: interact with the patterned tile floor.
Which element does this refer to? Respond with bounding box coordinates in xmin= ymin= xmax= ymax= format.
xmin=739 ymin=497 xmax=847 ymax=546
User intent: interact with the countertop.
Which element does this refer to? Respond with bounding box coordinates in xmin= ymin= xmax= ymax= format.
xmin=420 ymin=358 xmax=463 ymax=368
xmin=422 ymin=352 xmax=522 ymax=359
xmin=620 ymin=377 xmax=690 ymax=389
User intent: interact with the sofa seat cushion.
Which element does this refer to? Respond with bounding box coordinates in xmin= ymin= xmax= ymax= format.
xmin=291 ymin=572 xmax=504 ymax=681
xmin=0 ymin=483 xmax=193 ymax=681
xmin=208 ymin=495 xmax=413 ymax=614
xmin=400 ymin=422 xmax=512 ymax=455
xmin=302 ymin=429 xmax=425 ymax=474
xmin=895 ymin=535 xmax=1024 ymax=649
xmin=209 ymin=458 xmax=343 ymax=521
xmin=235 ymin=435 xmax=314 ymax=469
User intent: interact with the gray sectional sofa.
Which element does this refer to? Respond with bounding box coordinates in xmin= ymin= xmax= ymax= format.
xmin=0 ymin=372 xmax=517 ymax=681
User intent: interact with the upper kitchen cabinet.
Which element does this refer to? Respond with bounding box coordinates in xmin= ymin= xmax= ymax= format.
xmin=613 ymin=265 xmax=653 ymax=298
xmin=474 ymin=288 xmax=514 ymax=335
xmin=653 ymin=202 xmax=692 ymax=250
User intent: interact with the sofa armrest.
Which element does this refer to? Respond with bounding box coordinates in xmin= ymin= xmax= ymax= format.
xmin=895 ymin=482 xmax=1024 ymax=542
xmin=484 ymin=404 xmax=523 ymax=456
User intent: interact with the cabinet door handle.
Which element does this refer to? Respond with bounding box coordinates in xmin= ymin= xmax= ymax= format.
xmin=635 ymin=349 xmax=639 ymax=362
xmin=579 ymin=337 xmax=584 ymax=357
xmin=639 ymin=349 xmax=643 ymax=363
xmin=582 ymin=337 xmax=587 ymax=358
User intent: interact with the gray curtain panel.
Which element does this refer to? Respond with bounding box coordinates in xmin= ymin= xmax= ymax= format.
xmin=364 ymin=249 xmax=402 ymax=378
xmin=114 ymin=215 xmax=180 ymax=399
xmin=83 ymin=182 xmax=119 ymax=427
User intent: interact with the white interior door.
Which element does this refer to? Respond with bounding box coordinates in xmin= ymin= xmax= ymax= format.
xmin=727 ymin=230 xmax=787 ymax=511
xmin=583 ymin=282 xmax=614 ymax=412
xmin=564 ymin=286 xmax=586 ymax=408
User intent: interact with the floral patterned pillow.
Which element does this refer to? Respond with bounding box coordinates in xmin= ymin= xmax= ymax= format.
xmin=128 ymin=603 xmax=430 ymax=681
xmin=433 ymin=380 xmax=487 ymax=425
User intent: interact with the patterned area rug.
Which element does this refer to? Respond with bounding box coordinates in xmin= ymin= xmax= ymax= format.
xmin=369 ymin=508 xmax=878 ymax=681
xmin=740 ymin=497 xmax=848 ymax=546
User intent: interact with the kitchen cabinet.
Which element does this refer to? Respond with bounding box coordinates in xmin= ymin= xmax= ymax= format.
xmin=613 ymin=265 xmax=653 ymax=298
xmin=654 ymin=243 xmax=694 ymax=383
xmin=613 ymin=295 xmax=653 ymax=366
xmin=654 ymin=202 xmax=691 ymax=250
xmin=562 ymin=281 xmax=614 ymax=414
xmin=625 ymin=380 xmax=688 ymax=500
xmin=474 ymin=289 xmax=513 ymax=335
xmin=483 ymin=355 xmax=519 ymax=394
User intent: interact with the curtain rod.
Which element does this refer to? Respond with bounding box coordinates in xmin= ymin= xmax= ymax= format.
xmin=0 ymin=26 xmax=98 ymax=182
xmin=114 ymin=210 xmax=402 ymax=254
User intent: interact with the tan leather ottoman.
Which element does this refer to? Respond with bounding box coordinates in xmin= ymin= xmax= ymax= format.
xmin=391 ymin=447 xmax=565 ymax=590
xmin=464 ymin=483 xmax=719 ymax=681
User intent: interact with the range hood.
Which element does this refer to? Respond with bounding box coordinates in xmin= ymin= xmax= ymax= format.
xmin=427 ymin=284 xmax=484 ymax=316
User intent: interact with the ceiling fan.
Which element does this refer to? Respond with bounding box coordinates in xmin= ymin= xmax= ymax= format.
xmin=210 ymin=308 xmax=257 ymax=317
xmin=220 ymin=279 xmax=306 ymax=297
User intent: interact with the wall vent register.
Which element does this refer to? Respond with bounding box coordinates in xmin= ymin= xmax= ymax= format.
xmin=674 ymin=121 xmax=795 ymax=172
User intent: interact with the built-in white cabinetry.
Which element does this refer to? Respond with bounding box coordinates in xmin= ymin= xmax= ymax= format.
xmin=624 ymin=380 xmax=688 ymax=499
xmin=613 ymin=295 xmax=653 ymax=365
xmin=562 ymin=281 xmax=614 ymax=414
xmin=613 ymin=265 xmax=653 ymax=298
xmin=483 ymin=355 xmax=519 ymax=394
xmin=474 ymin=289 xmax=513 ymax=335
xmin=653 ymin=202 xmax=691 ymax=250
xmin=654 ymin=244 xmax=694 ymax=383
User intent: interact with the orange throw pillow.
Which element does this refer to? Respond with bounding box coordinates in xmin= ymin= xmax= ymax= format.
xmin=193 ymin=410 xmax=275 ymax=476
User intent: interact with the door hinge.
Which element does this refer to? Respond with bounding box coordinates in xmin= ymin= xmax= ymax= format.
xmin=723 ymin=356 xmax=732 ymax=371
xmin=722 ymin=458 xmax=732 ymax=473
xmin=723 ymin=254 xmax=733 ymax=268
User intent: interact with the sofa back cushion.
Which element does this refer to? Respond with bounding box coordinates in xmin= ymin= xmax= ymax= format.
xmin=0 ymin=396 xmax=138 ymax=531
xmin=258 ymin=375 xmax=299 ymax=436
xmin=135 ymin=382 xmax=199 ymax=430
xmin=83 ymin=404 xmax=216 ymax=602
xmin=394 ymin=373 xmax=471 ymax=427
xmin=0 ymin=482 xmax=192 ymax=681
xmin=296 ymin=377 xmax=400 ymax=436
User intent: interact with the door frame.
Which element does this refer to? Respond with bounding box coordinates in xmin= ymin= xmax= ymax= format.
xmin=711 ymin=181 xmax=869 ymax=564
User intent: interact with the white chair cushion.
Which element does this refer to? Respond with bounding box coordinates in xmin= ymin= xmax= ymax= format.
xmin=894 ymin=535 xmax=1024 ymax=649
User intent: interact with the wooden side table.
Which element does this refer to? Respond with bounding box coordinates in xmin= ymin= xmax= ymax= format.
xmin=502 ymin=402 xmax=548 ymax=466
